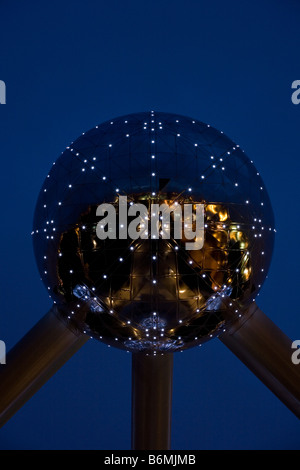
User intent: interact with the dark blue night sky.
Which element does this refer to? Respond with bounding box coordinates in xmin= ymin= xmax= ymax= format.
xmin=0 ymin=0 xmax=299 ymax=450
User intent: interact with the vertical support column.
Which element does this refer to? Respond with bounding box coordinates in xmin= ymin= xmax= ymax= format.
xmin=131 ymin=353 xmax=173 ymax=450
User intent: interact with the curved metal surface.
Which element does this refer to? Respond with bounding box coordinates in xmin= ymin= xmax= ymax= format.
xmin=32 ymin=111 xmax=275 ymax=353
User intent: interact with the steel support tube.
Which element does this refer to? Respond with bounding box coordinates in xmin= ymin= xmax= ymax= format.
xmin=131 ymin=353 xmax=173 ymax=450
xmin=0 ymin=306 xmax=88 ymax=427
xmin=220 ymin=303 xmax=300 ymax=418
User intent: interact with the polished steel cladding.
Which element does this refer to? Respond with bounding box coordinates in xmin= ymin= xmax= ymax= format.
xmin=32 ymin=111 xmax=275 ymax=353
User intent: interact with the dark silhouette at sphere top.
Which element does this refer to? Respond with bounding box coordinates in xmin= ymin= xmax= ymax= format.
xmin=32 ymin=111 xmax=275 ymax=354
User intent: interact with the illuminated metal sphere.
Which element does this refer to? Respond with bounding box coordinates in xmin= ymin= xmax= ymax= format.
xmin=32 ymin=111 xmax=275 ymax=353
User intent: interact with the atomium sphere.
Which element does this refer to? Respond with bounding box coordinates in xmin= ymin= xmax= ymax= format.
xmin=32 ymin=111 xmax=275 ymax=354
